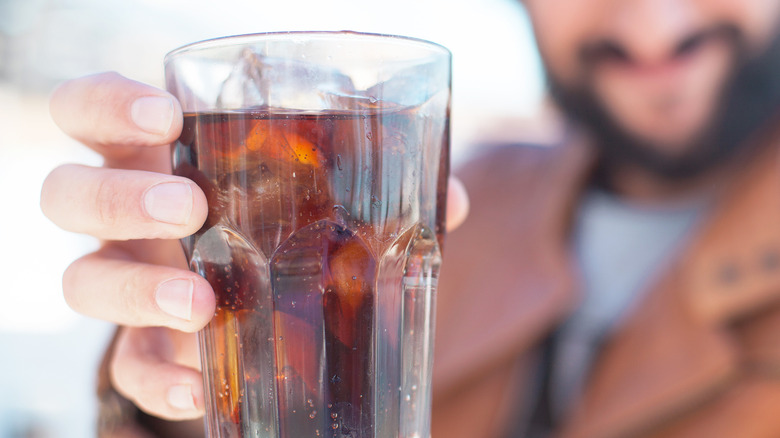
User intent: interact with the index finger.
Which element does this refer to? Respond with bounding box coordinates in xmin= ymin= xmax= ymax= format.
xmin=50 ymin=72 xmax=183 ymax=168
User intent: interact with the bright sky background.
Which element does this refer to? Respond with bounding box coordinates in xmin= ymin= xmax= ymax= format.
xmin=6 ymin=0 xmax=546 ymax=150
xmin=0 ymin=0 xmax=546 ymax=435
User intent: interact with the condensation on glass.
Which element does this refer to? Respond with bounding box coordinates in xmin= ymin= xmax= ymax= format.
xmin=165 ymin=32 xmax=450 ymax=438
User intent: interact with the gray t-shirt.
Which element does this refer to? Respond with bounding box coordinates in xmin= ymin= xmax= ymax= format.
xmin=550 ymin=189 xmax=707 ymax=417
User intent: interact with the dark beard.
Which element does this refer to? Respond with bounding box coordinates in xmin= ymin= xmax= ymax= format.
xmin=549 ymin=27 xmax=780 ymax=183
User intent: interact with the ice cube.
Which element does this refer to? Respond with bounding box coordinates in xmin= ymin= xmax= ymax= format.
xmin=365 ymin=59 xmax=450 ymax=108
xmin=271 ymin=220 xmax=376 ymax=346
xmin=322 ymin=90 xmax=384 ymax=111
xmin=216 ymin=48 xmax=266 ymax=109
xmin=217 ymin=48 xmax=358 ymax=110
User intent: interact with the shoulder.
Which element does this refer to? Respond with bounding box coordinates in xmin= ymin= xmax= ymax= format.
xmin=456 ymin=142 xmax=563 ymax=180
xmin=454 ymin=139 xmax=593 ymax=211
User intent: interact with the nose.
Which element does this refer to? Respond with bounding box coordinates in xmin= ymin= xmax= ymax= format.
xmin=610 ymin=0 xmax=701 ymax=64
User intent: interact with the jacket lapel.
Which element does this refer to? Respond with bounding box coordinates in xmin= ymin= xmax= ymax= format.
xmin=434 ymin=140 xmax=592 ymax=398
xmin=562 ymin=129 xmax=780 ymax=438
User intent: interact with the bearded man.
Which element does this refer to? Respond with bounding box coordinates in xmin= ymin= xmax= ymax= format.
xmin=40 ymin=0 xmax=780 ymax=437
xmin=433 ymin=1 xmax=780 ymax=437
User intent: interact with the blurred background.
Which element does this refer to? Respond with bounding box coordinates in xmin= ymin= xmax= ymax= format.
xmin=0 ymin=0 xmax=547 ymax=436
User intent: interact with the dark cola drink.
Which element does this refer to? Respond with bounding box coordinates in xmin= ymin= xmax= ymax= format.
xmin=173 ymin=106 xmax=447 ymax=438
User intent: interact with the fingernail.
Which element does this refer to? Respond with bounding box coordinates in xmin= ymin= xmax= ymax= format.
xmin=155 ymin=278 xmax=194 ymax=321
xmin=131 ymin=96 xmax=175 ymax=135
xmin=167 ymin=384 xmax=196 ymax=410
xmin=144 ymin=182 xmax=193 ymax=225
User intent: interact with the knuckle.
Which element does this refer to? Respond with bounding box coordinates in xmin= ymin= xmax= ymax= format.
xmin=51 ymin=72 xmax=125 ymax=138
xmin=117 ymin=264 xmax=151 ymax=319
xmin=85 ymin=73 xmax=129 ymax=147
xmin=83 ymin=72 xmax=125 ymax=107
xmin=94 ymin=175 xmax=125 ymax=229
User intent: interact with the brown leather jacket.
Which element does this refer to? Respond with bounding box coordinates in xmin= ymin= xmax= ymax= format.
xmin=433 ymin=124 xmax=780 ymax=438
xmin=99 ymin=124 xmax=780 ymax=438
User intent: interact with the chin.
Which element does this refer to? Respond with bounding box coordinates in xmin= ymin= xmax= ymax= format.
xmin=628 ymin=128 xmax=705 ymax=157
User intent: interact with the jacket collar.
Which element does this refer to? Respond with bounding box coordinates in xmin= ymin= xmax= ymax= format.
xmin=433 ymin=137 xmax=592 ymax=397
xmin=683 ymin=138 xmax=780 ymax=325
xmin=562 ymin=124 xmax=780 ymax=438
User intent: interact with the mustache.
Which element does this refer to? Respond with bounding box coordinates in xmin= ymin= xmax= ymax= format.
xmin=548 ymin=23 xmax=780 ymax=182
xmin=578 ymin=24 xmax=744 ymax=68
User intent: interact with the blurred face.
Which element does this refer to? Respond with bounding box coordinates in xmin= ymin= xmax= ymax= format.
xmin=525 ymin=0 xmax=780 ymax=178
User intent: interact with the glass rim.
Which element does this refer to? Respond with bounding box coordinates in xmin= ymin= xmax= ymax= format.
xmin=164 ymin=30 xmax=452 ymax=64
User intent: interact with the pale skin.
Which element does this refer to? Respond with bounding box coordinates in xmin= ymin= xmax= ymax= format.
xmin=40 ymin=71 xmax=470 ymax=421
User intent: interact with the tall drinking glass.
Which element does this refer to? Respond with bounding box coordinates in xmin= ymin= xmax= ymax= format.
xmin=164 ymin=32 xmax=450 ymax=438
